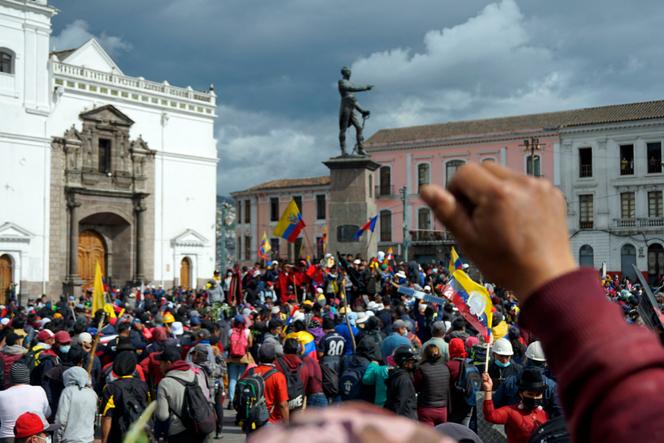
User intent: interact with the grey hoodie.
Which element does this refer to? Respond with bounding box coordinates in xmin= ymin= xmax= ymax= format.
xmin=54 ymin=367 xmax=98 ymax=443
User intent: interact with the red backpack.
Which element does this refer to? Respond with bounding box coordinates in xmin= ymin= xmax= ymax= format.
xmin=229 ymin=327 xmax=249 ymax=358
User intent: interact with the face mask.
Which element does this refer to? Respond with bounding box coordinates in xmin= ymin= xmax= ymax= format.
xmin=40 ymin=343 xmax=51 ymax=350
xmin=495 ymin=359 xmax=511 ymax=368
xmin=521 ymin=396 xmax=542 ymax=410
xmin=59 ymin=345 xmax=71 ymax=354
xmin=400 ymin=330 xmax=408 ymax=337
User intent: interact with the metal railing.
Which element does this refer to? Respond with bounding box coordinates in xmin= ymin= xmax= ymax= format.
xmin=52 ymin=61 xmax=215 ymax=104
xmin=409 ymin=229 xmax=455 ymax=243
xmin=614 ymin=218 xmax=664 ymax=228
xmin=579 ymin=221 xmax=594 ymax=229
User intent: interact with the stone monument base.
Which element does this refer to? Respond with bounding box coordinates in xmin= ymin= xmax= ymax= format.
xmin=323 ymin=155 xmax=380 ymax=258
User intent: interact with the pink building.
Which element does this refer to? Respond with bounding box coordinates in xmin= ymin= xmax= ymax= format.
xmin=231 ymin=177 xmax=330 ymax=265
xmin=365 ymin=114 xmax=561 ymax=262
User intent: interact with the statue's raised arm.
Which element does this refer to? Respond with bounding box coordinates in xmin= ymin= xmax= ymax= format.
xmin=338 ymin=66 xmax=374 ymax=157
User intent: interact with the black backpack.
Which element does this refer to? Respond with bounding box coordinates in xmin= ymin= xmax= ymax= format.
xmin=339 ymin=358 xmax=369 ymax=401
xmin=116 ymin=380 xmax=150 ymax=435
xmin=320 ymin=360 xmax=340 ymax=397
xmin=453 ymin=359 xmax=482 ymax=407
xmin=168 ymin=375 xmax=217 ymax=435
xmin=276 ymin=357 xmax=305 ymax=410
xmin=233 ymin=367 xmax=277 ymax=433
xmin=528 ymin=416 xmax=571 ymax=443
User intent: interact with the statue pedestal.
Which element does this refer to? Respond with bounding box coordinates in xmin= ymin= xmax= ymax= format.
xmin=323 ymin=156 xmax=380 ymax=259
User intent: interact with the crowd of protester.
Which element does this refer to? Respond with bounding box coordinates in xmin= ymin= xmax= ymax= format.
xmin=1 ymin=162 xmax=664 ymax=443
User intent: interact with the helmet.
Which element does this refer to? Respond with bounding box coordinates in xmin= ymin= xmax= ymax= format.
xmin=492 ymin=338 xmax=513 ymax=356
xmin=392 ymin=345 xmax=417 ymax=367
xmin=525 ymin=340 xmax=546 ymax=362
xmin=163 ymin=312 xmax=175 ymax=324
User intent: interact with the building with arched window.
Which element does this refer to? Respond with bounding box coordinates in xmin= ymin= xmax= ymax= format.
xmin=0 ymin=1 xmax=217 ymax=299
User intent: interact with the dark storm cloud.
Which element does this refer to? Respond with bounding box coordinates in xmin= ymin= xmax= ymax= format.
xmin=49 ymin=0 xmax=664 ymax=194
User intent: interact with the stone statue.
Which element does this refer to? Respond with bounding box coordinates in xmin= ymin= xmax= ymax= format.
xmin=338 ymin=66 xmax=373 ymax=156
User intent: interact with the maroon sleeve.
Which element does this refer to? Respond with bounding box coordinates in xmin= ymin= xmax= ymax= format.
xmin=520 ymin=268 xmax=664 ymax=443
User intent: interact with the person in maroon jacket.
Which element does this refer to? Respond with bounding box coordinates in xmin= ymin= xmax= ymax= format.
xmin=421 ymin=161 xmax=664 ymax=443
xmin=275 ymin=338 xmax=327 ymax=409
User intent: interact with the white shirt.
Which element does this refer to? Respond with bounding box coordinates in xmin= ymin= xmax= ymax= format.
xmin=0 ymin=384 xmax=51 ymax=437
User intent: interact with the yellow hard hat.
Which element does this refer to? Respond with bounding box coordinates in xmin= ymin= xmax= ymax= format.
xmin=163 ymin=312 xmax=175 ymax=324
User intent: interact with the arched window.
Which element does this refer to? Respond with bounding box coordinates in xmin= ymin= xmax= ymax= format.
xmin=417 ymin=163 xmax=430 ymax=190
xmin=579 ymin=244 xmax=594 ymax=268
xmin=379 ymin=166 xmax=391 ymax=196
xmin=445 ymin=160 xmax=465 ymax=186
xmin=526 ymin=155 xmax=541 ymax=177
xmin=418 ymin=207 xmax=432 ymax=230
xmin=0 ymin=48 xmax=14 ymax=75
xmin=379 ymin=210 xmax=392 ymax=242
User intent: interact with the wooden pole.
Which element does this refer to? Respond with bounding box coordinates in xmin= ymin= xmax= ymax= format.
xmin=87 ymin=312 xmax=105 ymax=375
xmin=366 ymin=229 xmax=375 ymax=260
xmin=302 ymin=229 xmax=315 ymax=260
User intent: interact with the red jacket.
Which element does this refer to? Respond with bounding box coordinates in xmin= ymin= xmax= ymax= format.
xmin=521 ymin=269 xmax=664 ymax=442
xmin=275 ymin=354 xmax=323 ymax=396
xmin=483 ymin=400 xmax=547 ymax=443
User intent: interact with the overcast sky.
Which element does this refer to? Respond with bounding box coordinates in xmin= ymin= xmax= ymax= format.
xmin=50 ymin=0 xmax=664 ymax=196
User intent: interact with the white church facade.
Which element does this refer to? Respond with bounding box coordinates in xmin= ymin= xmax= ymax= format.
xmin=0 ymin=0 xmax=218 ymax=300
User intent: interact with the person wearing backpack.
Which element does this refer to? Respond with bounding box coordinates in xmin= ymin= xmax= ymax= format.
xmin=274 ymin=338 xmax=310 ymax=411
xmin=447 ymin=337 xmax=478 ymax=430
xmin=156 ymin=345 xmax=216 ymax=443
xmin=317 ymin=317 xmax=345 ymax=402
xmin=234 ymin=341 xmax=289 ymax=432
xmin=0 ymin=333 xmax=27 ymax=389
xmin=227 ymin=314 xmax=253 ymax=408
xmin=384 ymin=345 xmax=418 ymax=420
xmin=101 ymin=351 xmax=150 ymax=443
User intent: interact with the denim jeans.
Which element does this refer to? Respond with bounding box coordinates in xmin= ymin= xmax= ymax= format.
xmin=227 ymin=362 xmax=247 ymax=403
xmin=307 ymin=392 xmax=328 ymax=408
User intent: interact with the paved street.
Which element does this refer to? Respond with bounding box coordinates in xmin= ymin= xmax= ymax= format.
xmin=215 ymin=407 xmax=245 ymax=443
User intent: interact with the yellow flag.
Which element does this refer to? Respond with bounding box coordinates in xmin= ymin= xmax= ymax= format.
xmin=92 ymin=261 xmax=105 ymax=314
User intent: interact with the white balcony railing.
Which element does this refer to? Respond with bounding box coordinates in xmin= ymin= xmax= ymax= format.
xmin=52 ymin=61 xmax=215 ymax=105
xmin=614 ymin=218 xmax=664 ymax=228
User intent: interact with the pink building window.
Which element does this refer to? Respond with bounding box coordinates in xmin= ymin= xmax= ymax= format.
xmin=445 ymin=160 xmax=465 ymax=186
xmin=380 ymin=210 xmax=392 ymax=242
xmin=379 ymin=166 xmax=392 ymax=196
xmin=417 ymin=163 xmax=430 ymax=191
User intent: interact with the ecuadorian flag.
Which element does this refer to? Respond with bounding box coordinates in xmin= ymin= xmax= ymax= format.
xmin=258 ymin=232 xmax=271 ymax=259
xmin=443 ymin=269 xmax=493 ymax=340
xmin=448 ymin=247 xmax=463 ymax=275
xmin=273 ymin=200 xmax=306 ymax=243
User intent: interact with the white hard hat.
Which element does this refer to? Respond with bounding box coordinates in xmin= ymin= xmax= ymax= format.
xmin=525 ymin=340 xmax=546 ymax=362
xmin=492 ymin=338 xmax=514 ymax=356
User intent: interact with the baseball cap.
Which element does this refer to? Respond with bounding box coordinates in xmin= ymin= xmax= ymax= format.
xmin=392 ymin=319 xmax=407 ymax=330
xmin=156 ymin=346 xmax=181 ymax=362
xmin=37 ymin=329 xmax=55 ymax=342
xmin=171 ymin=321 xmax=184 ymax=336
xmin=14 ymin=412 xmax=56 ymax=438
xmin=54 ymin=330 xmax=71 ymax=344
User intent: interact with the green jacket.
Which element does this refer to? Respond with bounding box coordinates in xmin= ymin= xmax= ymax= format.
xmin=362 ymin=362 xmax=389 ymax=406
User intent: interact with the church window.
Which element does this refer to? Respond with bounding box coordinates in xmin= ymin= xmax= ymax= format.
xmin=99 ymin=138 xmax=112 ymax=173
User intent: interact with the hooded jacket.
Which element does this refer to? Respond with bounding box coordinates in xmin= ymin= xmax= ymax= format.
xmin=0 ymin=345 xmax=26 ymax=389
xmin=156 ymin=360 xmax=212 ymax=436
xmin=55 ymin=367 xmax=98 ymax=443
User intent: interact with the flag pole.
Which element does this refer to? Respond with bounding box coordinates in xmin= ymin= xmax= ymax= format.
xmin=484 ymin=334 xmax=493 ymax=373
xmin=302 ymin=228 xmax=315 ymax=260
